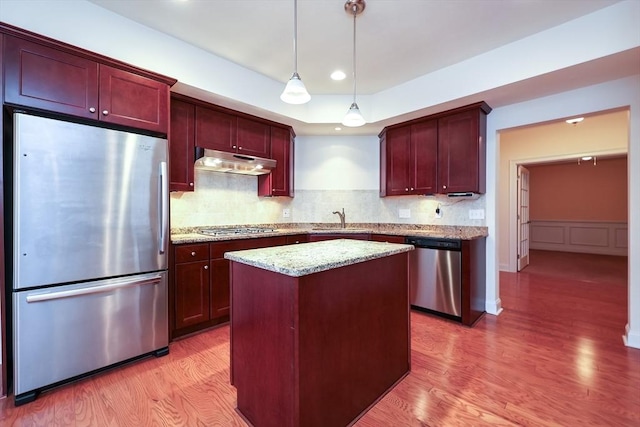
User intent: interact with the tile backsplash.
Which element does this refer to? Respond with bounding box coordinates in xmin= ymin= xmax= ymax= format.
xmin=170 ymin=170 xmax=486 ymax=228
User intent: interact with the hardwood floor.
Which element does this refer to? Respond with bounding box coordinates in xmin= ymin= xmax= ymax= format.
xmin=1 ymin=251 xmax=638 ymax=426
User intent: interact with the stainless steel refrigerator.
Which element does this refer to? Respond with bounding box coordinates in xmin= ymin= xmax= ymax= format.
xmin=10 ymin=113 xmax=169 ymax=405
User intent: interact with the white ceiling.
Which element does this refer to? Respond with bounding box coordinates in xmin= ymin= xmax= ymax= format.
xmin=87 ymin=0 xmax=621 ymax=96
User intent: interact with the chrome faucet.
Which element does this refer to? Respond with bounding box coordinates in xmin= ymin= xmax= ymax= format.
xmin=332 ymin=208 xmax=346 ymax=228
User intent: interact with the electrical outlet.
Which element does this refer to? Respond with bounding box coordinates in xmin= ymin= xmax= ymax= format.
xmin=435 ymin=204 xmax=442 ymax=219
xmin=469 ymin=209 xmax=485 ymax=219
xmin=282 ymin=208 xmax=290 ymax=218
xmin=398 ymin=209 xmax=411 ymax=219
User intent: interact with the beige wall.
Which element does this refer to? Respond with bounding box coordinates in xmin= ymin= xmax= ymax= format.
xmin=528 ymin=157 xmax=627 ymax=222
xmin=498 ymin=109 xmax=629 ymax=270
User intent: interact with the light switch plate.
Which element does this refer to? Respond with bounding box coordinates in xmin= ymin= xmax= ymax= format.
xmin=469 ymin=209 xmax=485 ymax=219
xmin=282 ymin=208 xmax=291 ymax=218
xmin=398 ymin=208 xmax=411 ymax=219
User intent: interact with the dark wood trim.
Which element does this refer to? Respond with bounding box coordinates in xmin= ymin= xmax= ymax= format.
xmin=378 ymin=101 xmax=491 ymax=137
xmin=0 ymin=22 xmax=177 ymax=87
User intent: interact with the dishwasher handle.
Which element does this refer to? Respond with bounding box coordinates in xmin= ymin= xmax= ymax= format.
xmin=405 ymin=237 xmax=461 ymax=250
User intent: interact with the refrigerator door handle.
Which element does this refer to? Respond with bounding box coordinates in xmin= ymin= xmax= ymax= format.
xmin=159 ymin=161 xmax=168 ymax=254
xmin=25 ymin=275 xmax=163 ymax=303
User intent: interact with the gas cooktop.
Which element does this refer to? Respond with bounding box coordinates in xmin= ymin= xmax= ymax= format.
xmin=198 ymin=227 xmax=276 ymax=236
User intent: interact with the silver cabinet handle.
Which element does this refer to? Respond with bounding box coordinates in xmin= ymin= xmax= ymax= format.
xmin=26 ymin=275 xmax=162 ymax=303
xmin=405 ymin=188 xmax=409 ymax=191
xmin=102 ymin=110 xmax=109 ymax=116
xmin=410 ymin=187 xmax=414 ymax=191
xmin=89 ymin=107 xmax=96 ymax=113
xmin=189 ymin=182 xmax=194 ymax=187
xmin=238 ymin=146 xmax=243 ymax=150
xmin=204 ymin=265 xmax=209 ymax=270
xmin=191 ymin=251 xmax=196 ymax=256
xmin=443 ymin=185 xmax=447 ymax=190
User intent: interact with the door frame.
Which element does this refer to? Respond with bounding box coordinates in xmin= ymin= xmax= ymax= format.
xmin=507 ymin=148 xmax=627 ymax=272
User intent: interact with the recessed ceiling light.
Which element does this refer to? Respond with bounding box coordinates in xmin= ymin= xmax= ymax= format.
xmin=330 ymin=70 xmax=346 ymax=81
xmin=566 ymin=117 xmax=584 ymax=125
xmin=334 ymin=127 xmax=342 ymax=131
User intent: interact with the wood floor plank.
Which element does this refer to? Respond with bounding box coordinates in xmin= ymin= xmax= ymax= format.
xmin=1 ymin=250 xmax=638 ymax=426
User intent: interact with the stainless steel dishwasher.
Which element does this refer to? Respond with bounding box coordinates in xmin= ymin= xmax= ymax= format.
xmin=406 ymin=237 xmax=462 ymax=319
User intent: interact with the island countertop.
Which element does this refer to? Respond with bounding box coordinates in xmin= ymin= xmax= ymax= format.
xmin=224 ymin=239 xmax=414 ymax=277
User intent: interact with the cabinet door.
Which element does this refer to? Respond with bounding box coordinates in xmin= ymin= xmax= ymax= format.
xmin=174 ymin=260 xmax=210 ymax=328
xmin=169 ymin=98 xmax=195 ymax=191
xmin=258 ymin=127 xmax=293 ymax=197
xmin=438 ymin=110 xmax=480 ymax=193
xmin=195 ymin=106 xmax=237 ymax=152
xmin=236 ymin=117 xmax=271 ymax=158
xmin=99 ymin=64 xmax=169 ymax=134
xmin=411 ymin=120 xmax=438 ymax=194
xmin=210 ymin=258 xmax=230 ymax=319
xmin=383 ymin=127 xmax=412 ymax=196
xmin=3 ymin=36 xmax=99 ymax=119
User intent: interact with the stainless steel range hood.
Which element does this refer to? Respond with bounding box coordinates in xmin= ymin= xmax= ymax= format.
xmin=194 ymin=149 xmax=276 ymax=176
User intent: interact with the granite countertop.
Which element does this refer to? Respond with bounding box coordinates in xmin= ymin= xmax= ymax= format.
xmin=224 ymin=239 xmax=414 ymax=277
xmin=171 ymin=223 xmax=488 ymax=244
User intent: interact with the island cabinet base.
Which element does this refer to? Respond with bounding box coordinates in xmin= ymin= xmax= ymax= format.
xmin=230 ymin=253 xmax=410 ymax=427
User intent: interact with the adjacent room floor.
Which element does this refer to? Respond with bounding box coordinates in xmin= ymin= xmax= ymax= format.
xmin=1 ymin=250 xmax=638 ymax=426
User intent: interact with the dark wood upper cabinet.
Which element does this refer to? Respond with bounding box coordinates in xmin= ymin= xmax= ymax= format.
xmin=3 ymin=36 xmax=99 ymax=119
xmin=195 ymin=106 xmax=237 ymax=152
xmin=380 ymin=119 xmax=437 ymax=196
xmin=98 ymin=65 xmax=169 ymax=134
xmin=2 ymin=33 xmax=173 ymax=134
xmin=258 ymin=126 xmax=294 ymax=197
xmin=236 ymin=117 xmax=270 ymax=158
xmin=380 ymin=126 xmax=411 ymax=196
xmin=380 ymin=102 xmax=490 ymax=196
xmin=195 ymin=107 xmax=270 ymax=159
xmin=169 ymin=98 xmax=195 ymax=192
xmin=437 ymin=108 xmax=486 ymax=194
xmin=411 ymin=119 xmax=438 ymax=194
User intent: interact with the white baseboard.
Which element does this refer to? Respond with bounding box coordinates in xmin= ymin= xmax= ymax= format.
xmin=486 ymin=298 xmax=503 ymax=316
xmin=623 ymin=324 xmax=640 ymax=349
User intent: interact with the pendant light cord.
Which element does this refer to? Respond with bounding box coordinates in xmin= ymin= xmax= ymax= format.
xmin=293 ymin=0 xmax=298 ymax=74
xmin=351 ymin=5 xmax=357 ymax=103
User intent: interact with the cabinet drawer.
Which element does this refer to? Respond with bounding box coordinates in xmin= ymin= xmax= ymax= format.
xmin=175 ymin=244 xmax=209 ymax=263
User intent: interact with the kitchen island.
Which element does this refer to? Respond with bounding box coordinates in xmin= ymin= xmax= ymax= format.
xmin=225 ymin=239 xmax=414 ymax=427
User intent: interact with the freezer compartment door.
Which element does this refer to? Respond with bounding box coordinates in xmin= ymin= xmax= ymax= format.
xmin=409 ymin=248 xmax=462 ymax=317
xmin=13 ymin=272 xmax=168 ymax=396
xmin=13 ymin=113 xmax=168 ymax=289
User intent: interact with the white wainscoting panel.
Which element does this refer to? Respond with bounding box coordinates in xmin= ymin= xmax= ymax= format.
xmin=530 ymin=220 xmax=628 ymax=256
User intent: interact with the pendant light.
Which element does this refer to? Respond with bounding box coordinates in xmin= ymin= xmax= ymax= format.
xmin=342 ymin=0 xmax=366 ymax=127
xmin=281 ymin=0 xmax=311 ymax=104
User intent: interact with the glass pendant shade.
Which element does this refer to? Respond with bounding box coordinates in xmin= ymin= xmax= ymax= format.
xmin=342 ymin=102 xmax=365 ymax=127
xmin=280 ymin=72 xmax=311 ymax=104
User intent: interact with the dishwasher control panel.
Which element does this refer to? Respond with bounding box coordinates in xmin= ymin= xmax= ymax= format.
xmin=405 ymin=237 xmax=461 ymax=250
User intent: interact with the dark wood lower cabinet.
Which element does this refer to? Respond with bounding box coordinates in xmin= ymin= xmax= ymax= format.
xmin=172 ymin=236 xmax=289 ymax=339
xmin=231 ymin=252 xmax=410 ymax=427
xmin=174 ymin=260 xmax=210 ymax=329
xmin=210 ymin=258 xmax=230 ymax=319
